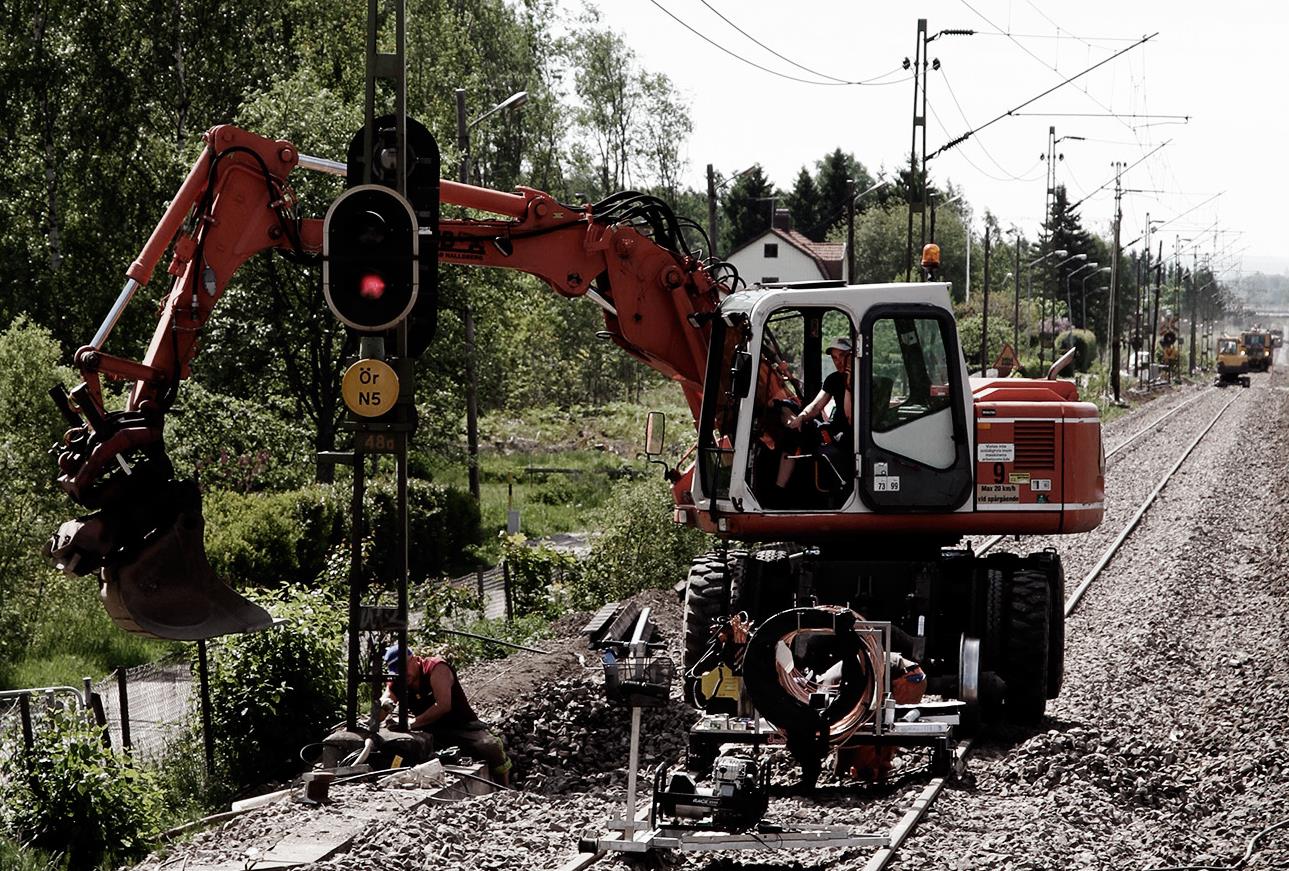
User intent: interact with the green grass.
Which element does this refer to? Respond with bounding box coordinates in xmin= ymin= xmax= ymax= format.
xmin=425 ymin=384 xmax=693 ymax=561
xmin=0 ymin=570 xmax=181 ymax=691
xmin=0 ymin=837 xmax=71 ymax=871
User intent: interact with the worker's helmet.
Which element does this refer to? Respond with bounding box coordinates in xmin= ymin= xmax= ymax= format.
xmin=384 ymin=643 xmax=413 ymax=676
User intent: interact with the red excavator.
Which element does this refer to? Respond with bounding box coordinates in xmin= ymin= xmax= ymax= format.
xmin=45 ymin=125 xmax=1102 ymax=762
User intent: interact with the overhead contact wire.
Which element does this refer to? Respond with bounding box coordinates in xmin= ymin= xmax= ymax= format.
xmin=649 ymin=0 xmax=908 ymax=87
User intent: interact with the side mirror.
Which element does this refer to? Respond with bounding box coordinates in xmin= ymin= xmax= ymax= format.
xmin=732 ymin=351 xmax=753 ymax=398
xmin=644 ymin=411 xmax=666 ymax=457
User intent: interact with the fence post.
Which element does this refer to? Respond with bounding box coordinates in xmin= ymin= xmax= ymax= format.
xmin=89 ymin=692 xmax=111 ymax=748
xmin=18 ymin=693 xmax=32 ymax=750
xmin=117 ymin=667 xmax=132 ymax=753
xmin=503 ymin=559 xmax=513 ymax=621
xmin=197 ymin=640 xmax=215 ymax=775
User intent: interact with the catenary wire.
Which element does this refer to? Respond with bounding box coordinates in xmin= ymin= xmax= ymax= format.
xmin=696 ymin=0 xmax=899 ymax=85
xmin=927 ymin=31 xmax=1156 ymax=161
xmin=648 ymin=1 xmax=910 ymax=87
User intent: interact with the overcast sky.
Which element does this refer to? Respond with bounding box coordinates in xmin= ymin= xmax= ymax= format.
xmin=572 ymin=1 xmax=1285 ymax=278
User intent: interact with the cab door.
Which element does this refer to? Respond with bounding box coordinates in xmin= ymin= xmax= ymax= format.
xmin=858 ymin=305 xmax=972 ymax=511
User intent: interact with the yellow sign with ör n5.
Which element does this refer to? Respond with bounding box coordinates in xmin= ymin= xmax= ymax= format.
xmin=342 ymin=358 xmax=399 ymax=417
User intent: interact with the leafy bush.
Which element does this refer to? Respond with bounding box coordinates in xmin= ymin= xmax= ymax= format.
xmin=167 ymin=381 xmax=313 ymax=492
xmin=0 ymin=708 xmax=162 ymax=870
xmin=572 ymin=477 xmax=711 ymax=608
xmin=0 ymin=317 xmax=76 ymax=666
xmin=365 ymin=478 xmax=482 ymax=581
xmin=203 ymin=486 xmax=347 ymax=588
xmin=1056 ymin=328 xmax=1099 ymax=372
xmin=499 ymin=533 xmax=578 ymax=618
xmin=415 ymin=614 xmax=554 ymax=671
xmin=205 ymin=585 xmax=345 ymax=791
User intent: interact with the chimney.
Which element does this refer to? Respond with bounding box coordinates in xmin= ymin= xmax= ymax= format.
xmin=772 ymin=208 xmax=792 ymax=231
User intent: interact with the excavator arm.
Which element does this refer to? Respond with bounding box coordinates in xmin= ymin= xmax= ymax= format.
xmin=45 ymin=125 xmax=733 ymax=640
xmin=435 ymin=179 xmax=726 ymax=419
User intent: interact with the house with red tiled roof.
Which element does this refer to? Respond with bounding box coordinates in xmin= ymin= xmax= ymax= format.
xmin=725 ymin=210 xmax=847 ymax=285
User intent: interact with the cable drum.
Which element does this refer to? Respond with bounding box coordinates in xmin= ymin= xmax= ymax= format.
xmin=741 ymin=606 xmax=886 ymax=748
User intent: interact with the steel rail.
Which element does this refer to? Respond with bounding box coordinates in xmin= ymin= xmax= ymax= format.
xmin=860 ymin=740 xmax=975 ymax=871
xmin=977 ymin=387 xmax=1211 ymax=557
xmin=1064 ymin=393 xmax=1238 ymax=615
xmin=557 ymin=390 xmax=1235 ymax=871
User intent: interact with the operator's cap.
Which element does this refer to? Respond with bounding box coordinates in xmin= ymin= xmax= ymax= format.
xmin=827 ymin=336 xmax=853 ymax=354
xmin=384 ymin=643 xmax=413 ymax=677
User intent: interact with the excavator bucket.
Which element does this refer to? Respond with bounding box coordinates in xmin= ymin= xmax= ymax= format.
xmin=47 ymin=478 xmax=273 ymax=641
xmin=99 ymin=505 xmax=274 ymax=640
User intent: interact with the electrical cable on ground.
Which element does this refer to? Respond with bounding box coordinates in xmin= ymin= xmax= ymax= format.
xmin=1144 ymin=818 xmax=1289 ymax=871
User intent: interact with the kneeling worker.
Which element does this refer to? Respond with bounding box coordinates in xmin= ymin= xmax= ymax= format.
xmin=380 ymin=644 xmax=512 ymax=786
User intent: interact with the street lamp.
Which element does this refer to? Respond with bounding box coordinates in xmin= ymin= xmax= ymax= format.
xmin=1065 ymin=261 xmax=1098 ymax=327
xmin=1021 ymin=249 xmax=1067 ymax=367
xmin=455 ymin=87 xmax=529 ymax=502
xmin=1039 ymin=253 xmax=1085 ymax=367
xmin=1081 ymin=266 xmax=1111 ymax=330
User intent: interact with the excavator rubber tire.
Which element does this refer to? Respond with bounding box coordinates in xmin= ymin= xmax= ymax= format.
xmin=998 ymin=568 xmax=1052 ymax=724
xmin=682 ymin=554 xmax=734 ymax=682
xmin=1028 ymin=550 xmax=1066 ymax=699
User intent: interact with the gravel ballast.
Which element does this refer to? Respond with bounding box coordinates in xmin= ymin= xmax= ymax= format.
xmin=134 ymin=374 xmax=1289 ymax=871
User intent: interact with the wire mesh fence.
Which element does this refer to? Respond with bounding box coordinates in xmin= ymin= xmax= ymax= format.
xmin=92 ymin=660 xmax=196 ymax=760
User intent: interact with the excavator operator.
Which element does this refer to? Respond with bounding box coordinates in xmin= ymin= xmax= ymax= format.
xmin=379 ymin=645 xmax=512 ymax=786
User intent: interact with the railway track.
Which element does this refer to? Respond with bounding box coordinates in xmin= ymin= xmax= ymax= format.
xmin=555 ymin=386 xmax=1244 ymax=871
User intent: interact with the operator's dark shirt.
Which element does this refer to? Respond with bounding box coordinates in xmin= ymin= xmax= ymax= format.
xmin=822 ymin=370 xmax=850 ymax=435
xmin=386 ymin=656 xmax=478 ymax=730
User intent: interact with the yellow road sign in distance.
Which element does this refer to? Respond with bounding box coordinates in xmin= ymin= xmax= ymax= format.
xmin=342 ymin=358 xmax=399 ymax=417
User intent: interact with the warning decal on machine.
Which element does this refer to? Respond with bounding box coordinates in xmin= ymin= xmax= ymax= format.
xmin=977 ymin=483 xmax=1020 ymax=503
xmin=977 ymin=442 xmax=1015 ymax=462
xmin=1009 ymin=472 xmax=1031 ymax=485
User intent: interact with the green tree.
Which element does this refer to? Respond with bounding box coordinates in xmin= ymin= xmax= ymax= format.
xmin=785 ymin=168 xmax=821 ymax=236
xmin=722 ymin=165 xmax=777 ymax=253
xmin=812 ymin=148 xmax=874 ymax=239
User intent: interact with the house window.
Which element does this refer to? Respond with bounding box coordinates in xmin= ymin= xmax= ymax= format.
xmin=764 ymin=243 xmax=779 ymax=258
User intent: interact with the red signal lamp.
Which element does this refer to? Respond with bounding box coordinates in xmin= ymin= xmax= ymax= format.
xmin=360 ymin=272 xmax=386 ymax=300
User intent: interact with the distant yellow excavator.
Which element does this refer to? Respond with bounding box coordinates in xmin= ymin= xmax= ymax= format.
xmin=1215 ymin=335 xmax=1251 ymax=388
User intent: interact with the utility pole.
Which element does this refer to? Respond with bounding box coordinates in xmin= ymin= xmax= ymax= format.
xmin=456 ymin=88 xmax=480 ymax=501
xmin=1013 ymin=229 xmax=1021 ymax=364
xmin=1189 ymin=246 xmax=1199 ymax=373
xmin=706 ymin=163 xmax=718 ymax=257
xmin=980 ymin=225 xmax=991 ymax=372
xmin=846 ymin=178 xmax=856 ymax=282
xmin=1149 ymin=240 xmax=1162 ymax=379
xmin=1110 ymin=162 xmax=1123 ymax=401
xmin=905 ymin=18 xmax=927 ymax=280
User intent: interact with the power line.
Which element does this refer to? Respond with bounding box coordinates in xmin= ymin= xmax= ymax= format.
xmin=648 ymin=1 xmax=910 ymax=87
xmin=938 ymin=70 xmax=1041 ymax=181
xmin=957 ymin=0 xmax=1147 ymax=137
xmin=697 ymin=0 xmax=875 ymax=85
xmin=1068 ymin=139 xmax=1170 ymax=211
xmin=928 ymin=31 xmax=1157 ymax=160
xmin=1009 ymin=112 xmax=1190 ymax=120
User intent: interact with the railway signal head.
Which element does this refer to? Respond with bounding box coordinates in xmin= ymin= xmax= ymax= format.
xmin=323 ymin=185 xmax=419 ymax=332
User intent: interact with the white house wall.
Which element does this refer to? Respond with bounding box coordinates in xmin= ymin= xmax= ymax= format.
xmin=726 ymin=233 xmax=825 ymax=285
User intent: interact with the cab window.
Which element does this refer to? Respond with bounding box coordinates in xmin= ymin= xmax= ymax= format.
xmin=869 ymin=316 xmax=953 ymax=433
